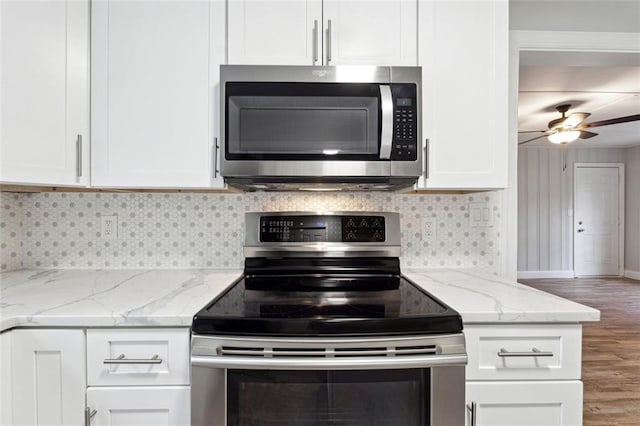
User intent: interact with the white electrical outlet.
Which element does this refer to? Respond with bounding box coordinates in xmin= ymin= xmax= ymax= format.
xmin=100 ymin=215 xmax=118 ymax=240
xmin=422 ymin=219 xmax=435 ymax=242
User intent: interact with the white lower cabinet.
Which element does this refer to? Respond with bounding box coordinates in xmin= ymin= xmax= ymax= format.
xmin=87 ymin=386 xmax=190 ymax=426
xmin=9 ymin=329 xmax=86 ymax=426
xmin=85 ymin=328 xmax=191 ymax=426
xmin=465 ymin=324 xmax=584 ymax=426
xmin=466 ymin=381 xmax=583 ymax=426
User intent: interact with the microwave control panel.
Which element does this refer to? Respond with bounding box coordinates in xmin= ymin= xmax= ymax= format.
xmin=391 ymin=84 xmax=418 ymax=161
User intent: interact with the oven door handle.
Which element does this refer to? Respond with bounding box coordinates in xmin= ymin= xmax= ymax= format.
xmin=379 ymin=85 xmax=393 ymax=160
xmin=191 ymin=354 xmax=467 ymax=370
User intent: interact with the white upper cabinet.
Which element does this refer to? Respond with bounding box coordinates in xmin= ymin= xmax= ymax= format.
xmin=0 ymin=0 xmax=90 ymax=186
xmin=323 ymin=0 xmax=417 ymax=66
xmin=91 ymin=0 xmax=225 ymax=188
xmin=228 ymin=0 xmax=323 ymax=65
xmin=228 ymin=0 xmax=417 ymax=66
xmin=417 ymin=0 xmax=508 ymax=189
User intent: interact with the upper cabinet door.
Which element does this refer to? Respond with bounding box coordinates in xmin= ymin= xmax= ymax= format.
xmin=323 ymin=0 xmax=417 ymax=66
xmin=228 ymin=0 xmax=323 ymax=65
xmin=92 ymin=0 xmax=222 ymax=188
xmin=417 ymin=0 xmax=508 ymax=189
xmin=0 ymin=0 xmax=89 ymax=186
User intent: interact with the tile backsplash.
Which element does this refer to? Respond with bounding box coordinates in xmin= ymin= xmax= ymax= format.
xmin=0 ymin=191 xmax=501 ymax=273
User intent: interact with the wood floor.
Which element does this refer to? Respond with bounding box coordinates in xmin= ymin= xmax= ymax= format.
xmin=520 ymin=277 xmax=640 ymax=426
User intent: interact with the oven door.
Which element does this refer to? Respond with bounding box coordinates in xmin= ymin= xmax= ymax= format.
xmin=191 ymin=335 xmax=466 ymax=426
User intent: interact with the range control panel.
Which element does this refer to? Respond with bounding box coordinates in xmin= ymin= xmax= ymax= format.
xmin=390 ymin=84 xmax=418 ymax=161
xmin=260 ymin=215 xmax=385 ymax=243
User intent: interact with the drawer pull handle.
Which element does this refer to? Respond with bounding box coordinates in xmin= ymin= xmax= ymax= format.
xmin=466 ymin=401 xmax=477 ymax=426
xmin=103 ymin=353 xmax=162 ymax=364
xmin=497 ymin=347 xmax=554 ymax=357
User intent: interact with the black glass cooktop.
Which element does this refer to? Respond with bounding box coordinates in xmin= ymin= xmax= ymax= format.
xmin=192 ymin=276 xmax=463 ymax=337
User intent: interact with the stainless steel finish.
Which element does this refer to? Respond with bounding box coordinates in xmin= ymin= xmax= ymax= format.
xmin=103 ymin=353 xmax=162 ymax=364
xmin=312 ymin=20 xmax=319 ymax=64
xmin=467 ymin=401 xmax=477 ymax=426
xmin=192 ymin=354 xmax=467 ymax=370
xmin=424 ymin=138 xmax=429 ymax=179
xmin=219 ymin=65 xmax=422 ymax=190
xmin=212 ymin=137 xmax=219 ymax=179
xmin=191 ymin=333 xmax=466 ymax=426
xmin=76 ymin=134 xmax=83 ymax=178
xmin=84 ymin=407 xmax=97 ymax=425
xmin=326 ymin=19 xmax=332 ymax=63
xmin=244 ymin=246 xmax=401 ymax=258
xmin=192 ymin=334 xmax=466 ymax=359
xmin=497 ymin=347 xmax=554 ymax=357
xmin=379 ymin=85 xmax=393 ymax=159
xmin=223 ymin=160 xmax=391 ymax=178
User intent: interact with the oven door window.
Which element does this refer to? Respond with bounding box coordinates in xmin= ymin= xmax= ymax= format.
xmin=227 ymin=369 xmax=429 ymax=426
xmin=225 ymin=83 xmax=381 ymax=161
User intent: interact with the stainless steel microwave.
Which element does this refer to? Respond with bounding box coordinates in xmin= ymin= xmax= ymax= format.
xmin=220 ymin=65 xmax=422 ymax=191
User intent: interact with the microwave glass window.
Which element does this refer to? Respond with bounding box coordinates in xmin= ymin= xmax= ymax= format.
xmin=227 ymin=95 xmax=379 ymax=158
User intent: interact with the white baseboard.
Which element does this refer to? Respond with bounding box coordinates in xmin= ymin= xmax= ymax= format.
xmin=517 ymin=270 xmax=575 ymax=279
xmin=624 ymin=270 xmax=640 ymax=280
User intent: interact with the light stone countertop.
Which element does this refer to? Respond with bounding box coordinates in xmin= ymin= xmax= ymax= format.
xmin=405 ymin=269 xmax=600 ymax=323
xmin=0 ymin=269 xmax=242 ymax=332
xmin=0 ymin=268 xmax=599 ymax=332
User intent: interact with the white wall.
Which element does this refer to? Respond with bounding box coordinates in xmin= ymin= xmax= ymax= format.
xmin=625 ymin=146 xmax=640 ymax=278
xmin=510 ymin=0 xmax=640 ymax=32
xmin=517 ymin=147 xmax=630 ymax=277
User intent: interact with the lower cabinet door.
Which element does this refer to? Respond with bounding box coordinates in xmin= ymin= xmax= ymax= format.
xmin=11 ymin=329 xmax=86 ymax=426
xmin=87 ymin=386 xmax=190 ymax=426
xmin=466 ymin=381 xmax=583 ymax=426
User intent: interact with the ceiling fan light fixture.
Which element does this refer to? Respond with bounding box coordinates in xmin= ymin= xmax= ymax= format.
xmin=548 ymin=130 xmax=580 ymax=144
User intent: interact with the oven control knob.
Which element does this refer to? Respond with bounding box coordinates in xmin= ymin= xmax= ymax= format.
xmin=373 ymin=231 xmax=382 ymax=240
xmin=347 ymin=219 xmax=356 ymax=227
xmin=372 ymin=219 xmax=382 ymax=228
xmin=346 ymin=231 xmax=356 ymax=240
xmin=360 ymin=219 xmax=369 ymax=228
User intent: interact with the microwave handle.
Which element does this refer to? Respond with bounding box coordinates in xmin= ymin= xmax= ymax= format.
xmin=379 ymin=85 xmax=393 ymax=160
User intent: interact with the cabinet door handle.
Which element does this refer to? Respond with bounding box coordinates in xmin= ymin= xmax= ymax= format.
xmin=85 ymin=407 xmax=97 ymax=425
xmin=326 ymin=19 xmax=332 ymax=64
xmin=103 ymin=353 xmax=162 ymax=364
xmin=213 ymin=137 xmax=219 ymax=179
xmin=497 ymin=347 xmax=554 ymax=357
xmin=466 ymin=401 xmax=477 ymax=426
xmin=423 ymin=138 xmax=429 ymax=179
xmin=312 ymin=20 xmax=319 ymax=64
xmin=76 ymin=134 xmax=83 ymax=178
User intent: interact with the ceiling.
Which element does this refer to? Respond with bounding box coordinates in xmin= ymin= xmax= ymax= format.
xmin=518 ymin=51 xmax=640 ymax=148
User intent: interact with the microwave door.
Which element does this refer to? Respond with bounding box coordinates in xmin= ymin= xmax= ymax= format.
xmin=379 ymin=85 xmax=393 ymax=160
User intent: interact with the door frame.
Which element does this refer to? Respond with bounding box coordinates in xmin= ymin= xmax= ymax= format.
xmin=506 ymin=30 xmax=640 ymax=280
xmin=573 ymin=163 xmax=625 ymax=277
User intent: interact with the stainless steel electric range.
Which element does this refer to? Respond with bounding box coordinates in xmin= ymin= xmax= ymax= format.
xmin=191 ymin=212 xmax=467 ymax=426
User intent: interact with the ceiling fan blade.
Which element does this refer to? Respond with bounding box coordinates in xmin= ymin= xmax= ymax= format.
xmin=582 ymin=114 xmax=640 ymax=129
xmin=562 ymin=112 xmax=590 ymax=128
xmin=579 ymin=130 xmax=598 ymax=139
xmin=518 ymin=130 xmax=546 ymax=134
xmin=518 ymin=134 xmax=547 ymax=145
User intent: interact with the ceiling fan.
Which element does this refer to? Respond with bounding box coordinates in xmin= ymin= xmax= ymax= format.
xmin=518 ymin=104 xmax=640 ymax=145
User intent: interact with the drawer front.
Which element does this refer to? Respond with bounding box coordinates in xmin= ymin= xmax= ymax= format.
xmin=465 ymin=324 xmax=582 ymax=380
xmin=87 ymin=328 xmax=190 ymax=386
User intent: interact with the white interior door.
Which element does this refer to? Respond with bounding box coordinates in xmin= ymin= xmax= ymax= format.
xmin=574 ymin=165 xmax=622 ymax=276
